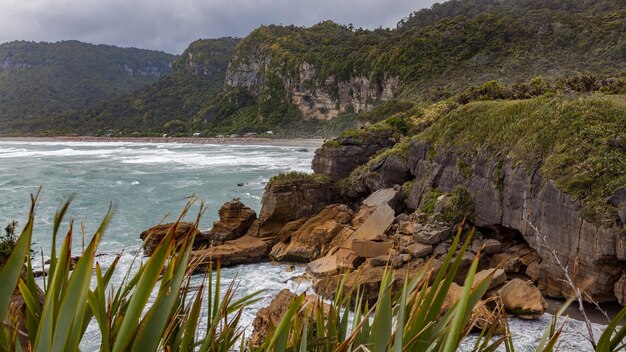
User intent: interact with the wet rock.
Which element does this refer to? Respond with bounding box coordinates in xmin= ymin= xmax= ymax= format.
xmin=498 ymin=278 xmax=547 ymax=319
xmin=273 ymin=204 xmax=353 ymax=262
xmin=205 ymin=200 xmax=256 ymax=245
xmin=250 ymin=289 xmax=296 ymax=347
xmin=352 ymin=239 xmax=394 ymax=258
xmin=246 ymin=175 xmax=335 ymax=238
xmin=407 ymin=243 xmax=433 ymax=258
xmin=140 ymin=222 xmax=201 ymax=256
xmin=192 ymin=235 xmax=270 ymax=271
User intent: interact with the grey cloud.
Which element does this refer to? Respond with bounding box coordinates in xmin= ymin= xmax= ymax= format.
xmin=0 ymin=0 xmax=438 ymax=54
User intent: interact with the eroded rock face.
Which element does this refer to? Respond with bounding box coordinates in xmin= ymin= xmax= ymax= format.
xmin=312 ymin=132 xmax=398 ymax=181
xmin=226 ymin=58 xmax=400 ymax=121
xmin=206 ymin=200 xmax=256 ymax=244
xmin=366 ymin=140 xmax=624 ymax=302
xmin=345 ymin=155 xmax=412 ymax=198
xmin=246 ymin=176 xmax=335 ymax=239
xmin=271 ymin=204 xmax=354 ymax=262
xmin=140 ymin=222 xmax=201 ymax=256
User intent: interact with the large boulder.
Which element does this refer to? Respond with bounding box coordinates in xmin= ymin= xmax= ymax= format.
xmin=271 ymin=204 xmax=353 ymax=262
xmin=497 ymin=278 xmax=547 ymax=319
xmin=205 ymin=200 xmax=256 ymax=244
xmin=312 ymin=130 xmax=397 ymax=182
xmin=140 ymin=222 xmax=201 ymax=256
xmin=246 ymin=173 xmax=335 ymax=239
xmin=191 ymin=235 xmax=270 ymax=271
xmin=442 ymin=283 xmax=504 ymax=334
xmin=345 ymin=156 xmax=412 ymax=198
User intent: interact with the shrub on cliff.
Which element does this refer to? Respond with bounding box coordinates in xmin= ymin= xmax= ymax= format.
xmin=422 ymin=94 xmax=626 ymax=222
xmin=269 ymin=171 xmax=330 ymax=186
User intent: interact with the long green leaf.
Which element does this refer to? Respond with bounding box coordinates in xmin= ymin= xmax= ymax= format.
xmin=111 ymin=229 xmax=175 ymax=352
xmin=0 ymin=194 xmax=36 ymax=321
xmin=131 ymin=233 xmax=194 ymax=352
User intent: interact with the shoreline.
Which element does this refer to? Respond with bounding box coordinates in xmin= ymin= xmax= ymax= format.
xmin=0 ymin=136 xmax=325 ymax=148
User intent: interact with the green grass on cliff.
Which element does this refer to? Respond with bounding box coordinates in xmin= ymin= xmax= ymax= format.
xmin=422 ymin=93 xmax=626 ymax=223
xmin=269 ymin=172 xmax=330 ymax=186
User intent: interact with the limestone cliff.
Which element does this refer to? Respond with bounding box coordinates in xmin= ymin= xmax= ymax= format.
xmin=313 ymin=95 xmax=626 ymax=303
xmin=225 ymin=57 xmax=399 ymax=120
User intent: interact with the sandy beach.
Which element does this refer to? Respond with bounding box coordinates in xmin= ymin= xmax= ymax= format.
xmin=0 ymin=136 xmax=325 ymax=148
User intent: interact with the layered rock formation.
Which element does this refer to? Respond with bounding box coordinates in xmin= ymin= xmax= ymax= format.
xmin=191 ymin=235 xmax=272 ymax=271
xmin=140 ymin=222 xmax=201 ymax=256
xmin=205 ymin=199 xmax=256 ymax=244
xmin=312 ymin=129 xmax=398 ymax=181
xmin=317 ymin=136 xmax=624 ymax=302
xmin=226 ymin=56 xmax=400 ymax=120
xmin=270 ymin=204 xmax=353 ymax=262
xmin=246 ymin=175 xmax=336 ymax=238
xmin=406 ymin=141 xmax=622 ymax=302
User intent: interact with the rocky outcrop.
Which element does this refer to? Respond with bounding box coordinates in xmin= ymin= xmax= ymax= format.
xmin=191 ymin=235 xmax=271 ymax=271
xmin=250 ymin=289 xmax=296 ymax=347
xmin=312 ymin=131 xmax=398 ymax=181
xmin=205 ymin=200 xmax=256 ymax=244
xmin=246 ymin=175 xmax=336 ymax=239
xmin=343 ymin=140 xmax=624 ymax=302
xmin=140 ymin=222 xmax=201 ymax=256
xmin=270 ymin=204 xmax=353 ymax=262
xmin=344 ymin=155 xmax=412 ymax=198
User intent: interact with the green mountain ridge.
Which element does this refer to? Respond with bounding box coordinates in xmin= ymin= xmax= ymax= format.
xmin=30 ymin=38 xmax=240 ymax=135
xmin=0 ymin=40 xmax=176 ymax=129
xmin=2 ymin=0 xmax=626 ymax=136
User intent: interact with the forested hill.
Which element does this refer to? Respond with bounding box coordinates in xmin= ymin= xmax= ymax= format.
xmin=0 ymin=41 xmax=176 ymax=126
xmin=3 ymin=0 xmax=626 ymax=136
xmin=28 ymin=38 xmax=240 ymax=135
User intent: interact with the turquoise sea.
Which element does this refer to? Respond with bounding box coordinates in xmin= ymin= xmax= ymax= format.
xmin=0 ymin=140 xmax=606 ymax=351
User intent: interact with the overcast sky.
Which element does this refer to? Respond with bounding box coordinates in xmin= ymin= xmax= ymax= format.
xmin=0 ymin=0 xmax=439 ymax=54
